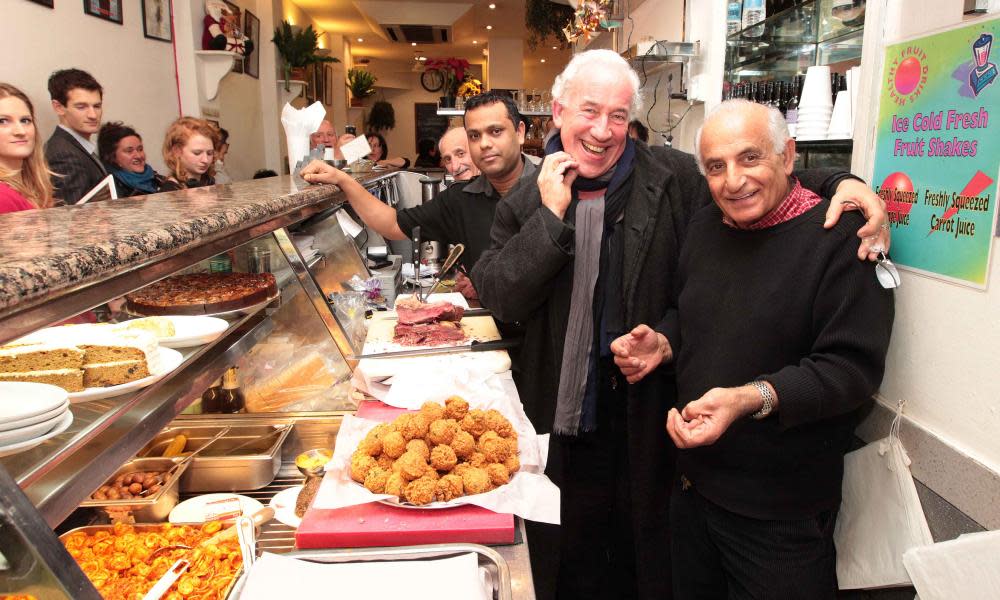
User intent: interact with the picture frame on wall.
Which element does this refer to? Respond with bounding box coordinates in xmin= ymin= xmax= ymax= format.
xmin=142 ymin=0 xmax=171 ymax=42
xmin=26 ymin=0 xmax=54 ymax=8
xmin=314 ymin=65 xmax=325 ymax=106
xmin=83 ymin=0 xmax=123 ymax=24
xmin=243 ymin=10 xmax=260 ymax=79
xmin=305 ymin=65 xmax=316 ymax=103
xmin=224 ymin=0 xmax=244 ymax=74
xmin=324 ymin=65 xmax=334 ymax=106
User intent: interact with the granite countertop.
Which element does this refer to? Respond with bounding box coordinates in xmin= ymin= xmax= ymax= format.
xmin=0 ymin=173 xmax=387 ymax=317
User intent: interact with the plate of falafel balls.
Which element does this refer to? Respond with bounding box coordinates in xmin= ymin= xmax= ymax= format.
xmin=349 ymin=396 xmax=521 ymax=509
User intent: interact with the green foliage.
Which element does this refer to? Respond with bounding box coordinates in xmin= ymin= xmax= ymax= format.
xmin=367 ymin=100 xmax=396 ymax=132
xmin=525 ymin=0 xmax=574 ymax=51
xmin=347 ymin=67 xmax=377 ymax=99
xmin=271 ymin=20 xmax=339 ymax=69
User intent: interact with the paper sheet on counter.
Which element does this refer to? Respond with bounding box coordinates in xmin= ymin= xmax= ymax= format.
xmin=313 ymin=380 xmax=560 ymax=524
xmin=239 ymin=551 xmax=491 ymax=600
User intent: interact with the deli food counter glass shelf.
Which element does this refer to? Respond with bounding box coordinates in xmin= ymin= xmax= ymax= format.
xmin=0 ymin=180 xmax=384 ymax=598
xmin=725 ymin=0 xmax=865 ymax=83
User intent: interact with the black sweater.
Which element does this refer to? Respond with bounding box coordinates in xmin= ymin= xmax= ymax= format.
xmin=675 ymin=199 xmax=894 ymax=520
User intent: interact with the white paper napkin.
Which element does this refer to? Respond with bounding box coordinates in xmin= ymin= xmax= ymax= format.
xmin=340 ymin=135 xmax=372 ymax=165
xmin=281 ymin=101 xmax=327 ymax=176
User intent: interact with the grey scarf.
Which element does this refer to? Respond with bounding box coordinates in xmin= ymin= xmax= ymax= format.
xmin=553 ymin=195 xmax=606 ymax=435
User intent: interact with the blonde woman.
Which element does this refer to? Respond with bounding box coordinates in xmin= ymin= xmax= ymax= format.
xmin=160 ymin=117 xmax=219 ymax=191
xmin=0 ymin=83 xmax=55 ymax=213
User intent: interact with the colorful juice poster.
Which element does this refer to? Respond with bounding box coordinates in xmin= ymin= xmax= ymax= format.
xmin=873 ymin=17 xmax=999 ymax=288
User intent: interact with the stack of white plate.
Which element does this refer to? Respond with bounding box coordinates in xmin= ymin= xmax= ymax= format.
xmin=796 ymin=65 xmax=834 ymax=141
xmin=0 ymin=382 xmax=74 ymax=457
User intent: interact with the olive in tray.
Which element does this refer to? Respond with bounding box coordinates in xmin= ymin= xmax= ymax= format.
xmin=90 ymin=470 xmax=169 ymax=501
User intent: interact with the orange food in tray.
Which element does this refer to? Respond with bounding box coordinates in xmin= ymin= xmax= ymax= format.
xmin=61 ymin=522 xmax=241 ymax=599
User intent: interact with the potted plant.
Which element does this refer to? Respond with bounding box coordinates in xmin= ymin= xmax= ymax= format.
xmin=271 ymin=20 xmax=338 ymax=85
xmin=525 ymin=0 xmax=574 ymax=50
xmin=347 ymin=68 xmax=377 ymax=106
xmin=424 ymin=57 xmax=470 ymax=108
xmin=366 ymin=99 xmax=395 ymax=132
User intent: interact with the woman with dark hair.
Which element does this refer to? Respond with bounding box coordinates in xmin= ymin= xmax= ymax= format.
xmin=365 ymin=132 xmax=409 ymax=169
xmin=160 ymin=117 xmax=219 ymax=191
xmin=97 ymin=121 xmax=165 ymax=197
xmin=0 ymin=83 xmax=56 ymax=213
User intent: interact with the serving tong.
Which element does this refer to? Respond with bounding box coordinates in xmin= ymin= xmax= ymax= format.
xmin=145 ymin=505 xmax=275 ymax=563
xmin=426 ymin=243 xmax=465 ymax=298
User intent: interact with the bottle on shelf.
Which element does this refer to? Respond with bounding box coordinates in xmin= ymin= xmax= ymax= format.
xmin=218 ymin=367 xmax=246 ymax=414
xmin=727 ymin=1 xmax=743 ymax=35
xmin=201 ymin=377 xmax=222 ymax=413
xmin=742 ymin=0 xmax=767 ymax=38
xmin=785 ymin=77 xmax=801 ymax=136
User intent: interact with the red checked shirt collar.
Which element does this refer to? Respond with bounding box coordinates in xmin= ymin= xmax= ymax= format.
xmin=722 ymin=178 xmax=822 ymax=230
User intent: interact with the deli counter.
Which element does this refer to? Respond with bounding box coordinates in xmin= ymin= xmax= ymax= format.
xmin=0 ymin=173 xmax=535 ymax=599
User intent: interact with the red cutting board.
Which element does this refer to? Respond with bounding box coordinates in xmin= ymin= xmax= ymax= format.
xmin=294 ymin=400 xmax=515 ymax=549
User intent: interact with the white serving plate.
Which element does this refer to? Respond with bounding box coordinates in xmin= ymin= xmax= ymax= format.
xmin=0 ymin=382 xmax=69 ymax=423
xmin=0 ymin=408 xmax=68 ymax=446
xmin=0 ymin=399 xmax=69 ymax=433
xmin=67 ymin=347 xmax=184 ymax=403
xmin=154 ymin=316 xmax=230 ymax=349
xmin=0 ymin=410 xmax=74 ymax=458
xmin=269 ymin=485 xmax=303 ymax=528
xmin=169 ymin=493 xmax=265 ymax=524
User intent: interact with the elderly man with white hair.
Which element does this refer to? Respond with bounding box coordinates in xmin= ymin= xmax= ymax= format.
xmin=616 ymin=99 xmax=894 ymax=598
xmin=438 ymin=126 xmax=480 ymax=181
xmin=473 ymin=51 xmax=892 ymax=600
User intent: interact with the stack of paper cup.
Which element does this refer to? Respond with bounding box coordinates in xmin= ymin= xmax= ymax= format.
xmin=827 ymin=90 xmax=853 ymax=139
xmin=795 ymin=65 xmax=833 ymax=140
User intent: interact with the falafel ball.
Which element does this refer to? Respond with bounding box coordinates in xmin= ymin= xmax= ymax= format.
xmin=427 ymin=418 xmax=460 ymax=446
xmin=381 ymin=431 xmax=407 ymax=459
xmin=479 ymin=431 xmax=511 ymax=463
xmin=364 ymin=467 xmax=389 ymax=493
xmin=403 ymin=477 xmax=437 ymax=505
xmin=436 ymin=473 xmax=464 ymax=501
xmin=460 ymin=410 xmax=488 ymax=438
xmin=451 ymin=430 xmax=476 ymax=458
xmin=484 ymin=409 xmax=515 ymax=438
xmin=419 ymin=401 xmax=445 ymax=422
xmin=461 ymin=467 xmax=491 ymax=495
xmin=377 ymin=454 xmax=395 ymax=471
xmin=350 ymin=453 xmax=378 ymax=483
xmin=444 ymin=396 xmax=470 ymax=420
xmin=385 ymin=472 xmax=406 ymax=497
xmin=406 ymin=438 xmax=431 ymax=461
xmin=395 ymin=450 xmax=428 ymax=481
xmin=486 ymin=463 xmax=510 ymax=486
xmin=504 ymin=452 xmax=521 ymax=474
xmin=357 ymin=433 xmax=382 ymax=457
xmin=400 ymin=413 xmax=430 ymax=441
xmin=469 ymin=451 xmax=488 ymax=468
xmin=430 ymin=444 xmax=458 ymax=472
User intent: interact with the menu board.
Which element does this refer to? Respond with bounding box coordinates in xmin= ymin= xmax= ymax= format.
xmin=872 ymin=16 xmax=1000 ymax=288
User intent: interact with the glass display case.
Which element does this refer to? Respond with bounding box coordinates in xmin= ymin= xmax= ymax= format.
xmin=0 ymin=173 xmax=399 ymax=598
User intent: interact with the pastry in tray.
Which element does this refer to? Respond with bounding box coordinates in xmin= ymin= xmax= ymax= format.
xmin=125 ymin=272 xmax=277 ymax=316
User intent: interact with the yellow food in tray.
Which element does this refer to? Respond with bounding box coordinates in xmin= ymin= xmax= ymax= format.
xmin=350 ymin=396 xmax=521 ymax=506
xmin=162 ymin=434 xmax=187 ymax=457
xmin=62 ymin=522 xmax=240 ymax=600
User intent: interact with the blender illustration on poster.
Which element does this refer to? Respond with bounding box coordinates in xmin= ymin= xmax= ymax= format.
xmin=969 ymin=33 xmax=996 ymax=96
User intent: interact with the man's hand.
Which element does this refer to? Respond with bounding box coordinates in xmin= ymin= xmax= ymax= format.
xmin=300 ymin=159 xmax=347 ymax=185
xmin=454 ymin=271 xmax=478 ymax=302
xmin=537 ymin=152 xmax=579 ymax=220
xmin=824 ymin=178 xmax=891 ymax=261
xmin=666 ymin=386 xmax=762 ymax=449
xmin=610 ymin=324 xmax=672 ymax=384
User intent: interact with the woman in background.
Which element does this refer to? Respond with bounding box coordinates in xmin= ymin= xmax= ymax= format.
xmin=160 ymin=117 xmax=219 ymax=191
xmin=0 ymin=83 xmax=55 ymax=213
xmin=366 ymin=132 xmax=409 ymax=169
xmin=97 ymin=121 xmax=165 ymax=197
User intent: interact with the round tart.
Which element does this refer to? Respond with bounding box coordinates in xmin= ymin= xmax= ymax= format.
xmin=126 ymin=273 xmax=278 ymax=316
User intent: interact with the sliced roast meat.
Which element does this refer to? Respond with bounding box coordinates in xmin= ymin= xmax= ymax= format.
xmin=394 ymin=298 xmax=465 ymax=325
xmin=393 ymin=321 xmax=467 ymax=346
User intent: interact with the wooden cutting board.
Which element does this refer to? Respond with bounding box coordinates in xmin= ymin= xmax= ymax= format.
xmin=363 ymin=313 xmax=502 ymax=346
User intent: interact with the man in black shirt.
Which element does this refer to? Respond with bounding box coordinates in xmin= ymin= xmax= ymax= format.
xmin=300 ymin=92 xmax=539 ymax=278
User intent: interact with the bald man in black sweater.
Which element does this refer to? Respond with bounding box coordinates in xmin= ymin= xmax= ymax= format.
xmin=613 ymin=100 xmax=894 ymax=598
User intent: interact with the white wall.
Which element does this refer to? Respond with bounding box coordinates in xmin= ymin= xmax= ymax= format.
xmin=854 ymin=1 xmax=1000 ymax=474
xmin=0 ymin=1 xmax=180 ymax=173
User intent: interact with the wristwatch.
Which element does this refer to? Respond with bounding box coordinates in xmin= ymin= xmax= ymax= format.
xmin=748 ymin=381 xmax=774 ymax=420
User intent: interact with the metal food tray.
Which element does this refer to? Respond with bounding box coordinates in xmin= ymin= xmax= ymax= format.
xmin=226 ymin=543 xmax=512 ymax=600
xmin=139 ymin=424 xmax=293 ymax=493
xmin=78 ymin=457 xmax=189 ymax=522
xmin=59 ymin=523 xmax=241 ymax=598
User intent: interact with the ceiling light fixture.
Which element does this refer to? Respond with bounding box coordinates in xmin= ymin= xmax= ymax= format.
xmin=489 ymin=3 xmax=496 ymax=8
xmin=541 ymin=59 xmax=546 ymax=63
xmin=357 ymin=37 xmax=364 ymax=42
xmin=552 ymin=46 xmax=558 ymax=50
xmin=486 ymin=25 xmax=493 ymax=30
xmin=411 ymin=42 xmax=417 ymax=46
xmin=472 ymin=40 xmax=478 ymax=44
